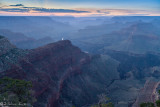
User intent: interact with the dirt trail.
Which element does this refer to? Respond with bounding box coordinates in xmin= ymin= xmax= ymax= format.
xmin=132 ymin=80 xmax=160 ymax=107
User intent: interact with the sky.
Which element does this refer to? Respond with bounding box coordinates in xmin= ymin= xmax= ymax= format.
xmin=0 ymin=0 xmax=160 ymax=16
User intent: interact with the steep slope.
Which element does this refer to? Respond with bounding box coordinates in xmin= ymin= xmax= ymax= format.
xmin=132 ymin=80 xmax=160 ymax=107
xmin=23 ymin=41 xmax=120 ymax=107
xmin=0 ymin=38 xmax=120 ymax=107
xmin=0 ymin=37 xmax=28 ymax=72
xmin=104 ymin=51 xmax=160 ymax=107
xmin=0 ymin=37 xmax=16 ymax=56
xmin=1 ymin=37 xmax=160 ymax=107
xmin=105 ymin=50 xmax=160 ymax=79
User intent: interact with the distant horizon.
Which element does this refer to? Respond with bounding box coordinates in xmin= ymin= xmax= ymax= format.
xmin=0 ymin=0 xmax=160 ymax=16
xmin=0 ymin=15 xmax=160 ymax=17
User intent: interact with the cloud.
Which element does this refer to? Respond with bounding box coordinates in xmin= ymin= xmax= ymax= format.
xmin=0 ymin=8 xmax=89 ymax=13
xmin=96 ymin=10 xmax=110 ymax=14
xmin=0 ymin=4 xmax=89 ymax=13
xmin=0 ymin=4 xmax=158 ymax=16
xmin=33 ymin=8 xmax=89 ymax=13
xmin=9 ymin=4 xmax=24 ymax=7
xmin=0 ymin=8 xmax=29 ymax=12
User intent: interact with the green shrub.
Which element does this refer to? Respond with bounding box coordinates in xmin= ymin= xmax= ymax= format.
xmin=140 ymin=102 xmax=155 ymax=107
xmin=156 ymin=100 xmax=160 ymax=107
xmin=0 ymin=77 xmax=36 ymax=106
xmin=158 ymin=90 xmax=160 ymax=95
xmin=91 ymin=102 xmax=114 ymax=107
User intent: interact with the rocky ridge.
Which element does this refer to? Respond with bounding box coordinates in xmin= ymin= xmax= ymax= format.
xmin=0 ymin=37 xmax=120 ymax=107
xmin=1 ymin=36 xmax=160 ymax=107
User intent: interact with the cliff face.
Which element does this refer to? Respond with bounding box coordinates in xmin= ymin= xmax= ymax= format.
xmin=2 ymin=37 xmax=160 ymax=107
xmin=0 ymin=39 xmax=120 ymax=107
xmin=0 ymin=38 xmax=16 ymax=56
xmin=27 ymin=40 xmax=92 ymax=107
xmin=25 ymin=40 xmax=119 ymax=107
xmin=0 ymin=37 xmax=27 ymax=72
xmin=132 ymin=80 xmax=160 ymax=107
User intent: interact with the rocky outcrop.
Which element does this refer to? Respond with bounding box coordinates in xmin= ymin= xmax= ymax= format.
xmin=1 ymin=37 xmax=160 ymax=107
xmin=27 ymin=40 xmax=92 ymax=107
xmin=0 ymin=39 xmax=120 ymax=107
xmin=133 ymin=80 xmax=160 ymax=107
xmin=0 ymin=37 xmax=27 ymax=72
xmin=0 ymin=38 xmax=16 ymax=56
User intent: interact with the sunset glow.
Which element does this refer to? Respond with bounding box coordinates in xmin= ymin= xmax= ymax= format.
xmin=0 ymin=0 xmax=160 ymax=16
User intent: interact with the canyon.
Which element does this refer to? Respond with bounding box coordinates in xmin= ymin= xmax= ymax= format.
xmin=1 ymin=36 xmax=160 ymax=107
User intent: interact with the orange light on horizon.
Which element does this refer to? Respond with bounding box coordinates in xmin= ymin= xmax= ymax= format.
xmin=0 ymin=8 xmax=160 ymax=17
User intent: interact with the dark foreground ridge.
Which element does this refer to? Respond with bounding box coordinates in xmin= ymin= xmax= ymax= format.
xmin=0 ymin=38 xmax=120 ymax=107
xmin=1 ymin=37 xmax=160 ymax=107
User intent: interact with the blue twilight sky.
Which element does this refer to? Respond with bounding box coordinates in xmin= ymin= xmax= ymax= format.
xmin=0 ymin=0 xmax=160 ymax=16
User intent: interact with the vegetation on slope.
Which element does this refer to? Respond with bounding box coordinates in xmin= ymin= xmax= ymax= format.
xmin=0 ymin=77 xmax=36 ymax=106
xmin=140 ymin=90 xmax=160 ymax=107
xmin=91 ymin=94 xmax=114 ymax=107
